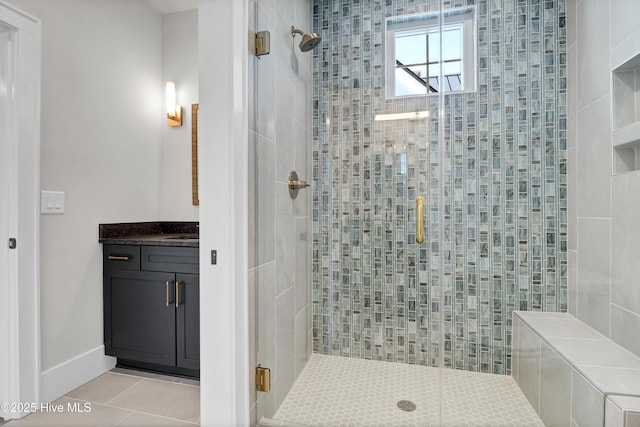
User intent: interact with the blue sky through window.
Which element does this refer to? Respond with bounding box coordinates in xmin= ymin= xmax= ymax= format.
xmin=394 ymin=25 xmax=463 ymax=95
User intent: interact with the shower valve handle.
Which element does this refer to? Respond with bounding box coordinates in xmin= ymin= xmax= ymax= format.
xmin=288 ymin=180 xmax=310 ymax=190
xmin=288 ymin=171 xmax=310 ymax=199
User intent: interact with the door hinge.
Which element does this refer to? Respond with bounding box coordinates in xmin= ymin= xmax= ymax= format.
xmin=8 ymin=238 xmax=16 ymax=249
xmin=255 ymin=31 xmax=270 ymax=57
xmin=255 ymin=365 xmax=271 ymax=392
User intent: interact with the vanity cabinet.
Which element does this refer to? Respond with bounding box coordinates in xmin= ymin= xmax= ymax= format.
xmin=103 ymin=244 xmax=199 ymax=376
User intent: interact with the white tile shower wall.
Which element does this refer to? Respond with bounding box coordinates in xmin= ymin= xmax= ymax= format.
xmin=571 ymin=371 xmax=605 ymax=427
xmin=606 ymin=396 xmax=640 ymax=427
xmin=576 ymin=95 xmax=611 ymax=218
xmin=249 ymin=0 xmax=314 ymax=423
xmin=576 ymin=218 xmax=611 ymax=336
xmin=516 ymin=321 xmax=541 ymax=412
xmin=607 ymin=398 xmax=625 ymax=427
xmin=312 ymin=0 xmax=567 ymax=374
xmin=513 ymin=311 xmax=640 ymax=427
xmin=575 ymin=0 xmax=608 ymax=110
xmin=630 ymin=413 xmax=640 ymax=427
xmin=611 ymin=172 xmax=640 ymax=357
xmin=570 ymin=0 xmax=640 ymax=358
xmin=513 ymin=314 xmax=606 ymax=427
xmin=539 ymin=341 xmax=572 ymax=426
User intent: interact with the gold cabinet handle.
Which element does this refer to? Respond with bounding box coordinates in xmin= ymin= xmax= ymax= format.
xmin=416 ymin=196 xmax=425 ymax=244
xmin=175 ymin=281 xmax=180 ymax=308
xmin=166 ymin=281 xmax=171 ymax=307
xmin=108 ymin=255 xmax=130 ymax=261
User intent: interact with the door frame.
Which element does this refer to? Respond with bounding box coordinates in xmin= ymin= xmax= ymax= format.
xmin=0 ymin=1 xmax=41 ymax=420
xmin=198 ymin=0 xmax=249 ymax=425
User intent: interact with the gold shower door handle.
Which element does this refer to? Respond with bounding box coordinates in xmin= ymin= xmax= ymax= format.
xmin=416 ymin=196 xmax=425 ymax=244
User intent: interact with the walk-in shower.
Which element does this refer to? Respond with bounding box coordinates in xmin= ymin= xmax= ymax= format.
xmin=250 ymin=0 xmax=568 ymax=425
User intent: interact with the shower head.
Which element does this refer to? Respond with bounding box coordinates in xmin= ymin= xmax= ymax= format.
xmin=291 ymin=26 xmax=321 ymax=52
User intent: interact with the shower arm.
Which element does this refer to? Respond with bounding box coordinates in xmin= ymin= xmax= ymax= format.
xmin=291 ymin=26 xmax=305 ymax=37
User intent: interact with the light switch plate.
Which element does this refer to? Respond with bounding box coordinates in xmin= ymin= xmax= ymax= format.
xmin=41 ymin=190 xmax=65 ymax=214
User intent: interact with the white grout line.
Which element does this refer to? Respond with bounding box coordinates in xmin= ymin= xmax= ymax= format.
xmin=110 ymin=368 xmax=200 ymax=387
xmin=137 ymin=376 xmax=201 ymax=390
xmin=61 ymin=373 xmax=200 ymax=425
xmin=112 ymin=411 xmax=135 ymax=426
xmin=113 ymin=409 xmax=200 ymax=426
xmin=100 ymin=375 xmax=145 ymax=406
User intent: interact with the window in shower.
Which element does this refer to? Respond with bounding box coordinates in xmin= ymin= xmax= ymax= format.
xmin=385 ymin=6 xmax=476 ymax=98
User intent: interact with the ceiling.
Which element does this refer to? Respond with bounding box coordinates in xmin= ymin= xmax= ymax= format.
xmin=145 ymin=0 xmax=198 ymax=15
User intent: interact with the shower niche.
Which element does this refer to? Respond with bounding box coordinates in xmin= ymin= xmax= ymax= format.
xmin=613 ymin=52 xmax=640 ymax=174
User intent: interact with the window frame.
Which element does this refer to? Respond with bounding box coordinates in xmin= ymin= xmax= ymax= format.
xmin=385 ymin=6 xmax=477 ymax=99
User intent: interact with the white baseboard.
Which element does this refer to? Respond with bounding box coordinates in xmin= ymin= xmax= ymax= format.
xmin=41 ymin=345 xmax=116 ymax=403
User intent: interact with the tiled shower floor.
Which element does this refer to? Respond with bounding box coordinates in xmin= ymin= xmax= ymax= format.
xmin=269 ymin=354 xmax=543 ymax=427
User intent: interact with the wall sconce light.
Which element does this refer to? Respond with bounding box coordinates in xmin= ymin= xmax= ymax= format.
xmin=166 ymin=81 xmax=182 ymax=127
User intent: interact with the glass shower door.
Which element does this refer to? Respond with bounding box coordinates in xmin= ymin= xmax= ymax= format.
xmin=253 ymin=0 xmax=566 ymax=425
xmin=252 ymin=1 xmax=448 ymax=425
xmin=308 ymin=1 xmax=445 ymax=425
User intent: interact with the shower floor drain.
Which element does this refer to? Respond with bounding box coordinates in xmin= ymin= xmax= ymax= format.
xmin=396 ymin=400 xmax=417 ymax=412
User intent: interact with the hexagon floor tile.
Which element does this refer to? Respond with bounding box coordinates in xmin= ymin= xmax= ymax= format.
xmin=272 ymin=354 xmax=543 ymax=427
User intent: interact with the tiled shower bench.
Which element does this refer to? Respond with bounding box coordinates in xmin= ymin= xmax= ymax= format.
xmin=513 ymin=311 xmax=640 ymax=427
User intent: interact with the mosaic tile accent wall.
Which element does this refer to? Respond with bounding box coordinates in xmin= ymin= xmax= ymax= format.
xmin=311 ymin=0 xmax=567 ymax=374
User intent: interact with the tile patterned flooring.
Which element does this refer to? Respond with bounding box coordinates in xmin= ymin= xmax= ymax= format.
xmin=271 ymin=354 xmax=544 ymax=427
xmin=6 ymin=369 xmax=199 ymax=426
xmin=5 ymin=356 xmax=542 ymax=426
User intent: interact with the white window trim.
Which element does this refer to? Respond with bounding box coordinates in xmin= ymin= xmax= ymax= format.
xmin=385 ymin=6 xmax=477 ymax=99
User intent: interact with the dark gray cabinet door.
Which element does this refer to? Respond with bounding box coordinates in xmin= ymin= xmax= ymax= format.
xmin=104 ymin=269 xmax=177 ymax=366
xmin=176 ymin=273 xmax=199 ymax=370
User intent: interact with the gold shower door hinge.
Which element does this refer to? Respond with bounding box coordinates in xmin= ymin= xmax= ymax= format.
xmin=255 ymin=365 xmax=271 ymax=392
xmin=255 ymin=31 xmax=270 ymax=57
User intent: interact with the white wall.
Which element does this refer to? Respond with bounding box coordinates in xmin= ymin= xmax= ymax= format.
xmin=160 ymin=9 xmax=199 ymax=220
xmin=569 ymin=0 xmax=640 ymax=357
xmin=10 ymin=0 xmax=201 ymax=385
xmin=9 ymin=0 xmax=163 ymax=373
xmin=249 ymin=0 xmax=313 ymax=422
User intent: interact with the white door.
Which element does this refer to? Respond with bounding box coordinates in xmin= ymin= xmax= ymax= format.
xmin=0 ymin=18 xmax=14 ymax=418
xmin=0 ymin=1 xmax=40 ymax=419
xmin=0 ymin=19 xmax=12 ymax=419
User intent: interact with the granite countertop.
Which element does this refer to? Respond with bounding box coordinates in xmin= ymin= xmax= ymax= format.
xmin=99 ymin=222 xmax=199 ymax=247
